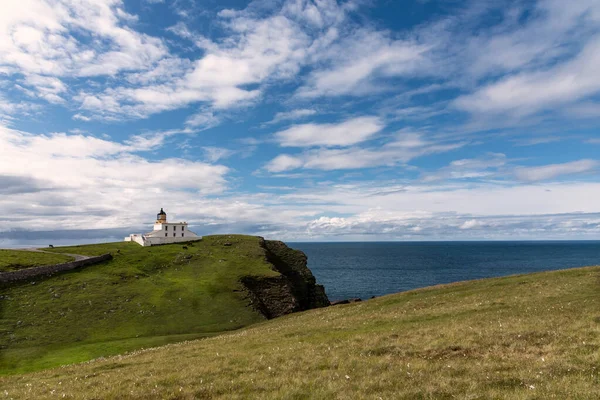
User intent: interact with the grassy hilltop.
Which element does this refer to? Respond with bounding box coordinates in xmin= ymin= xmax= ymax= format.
xmin=1 ymin=263 xmax=599 ymax=398
xmin=0 ymin=235 xmax=296 ymax=374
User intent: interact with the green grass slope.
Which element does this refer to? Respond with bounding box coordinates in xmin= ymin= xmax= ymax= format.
xmin=0 ymin=250 xmax=74 ymax=272
xmin=0 ymin=235 xmax=279 ymax=374
xmin=2 ymin=265 xmax=599 ymax=399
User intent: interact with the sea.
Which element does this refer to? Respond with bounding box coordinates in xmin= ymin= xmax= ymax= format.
xmin=290 ymin=241 xmax=600 ymax=301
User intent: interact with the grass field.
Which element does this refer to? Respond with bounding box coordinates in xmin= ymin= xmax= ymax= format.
xmin=0 ymin=236 xmax=279 ymax=374
xmin=1 ymin=265 xmax=599 ymax=399
xmin=0 ymin=250 xmax=74 ymax=272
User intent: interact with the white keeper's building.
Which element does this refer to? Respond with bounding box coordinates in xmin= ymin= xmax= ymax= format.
xmin=124 ymin=208 xmax=201 ymax=246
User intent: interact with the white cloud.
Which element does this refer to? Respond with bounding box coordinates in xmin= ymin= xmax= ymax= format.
xmin=462 ymin=0 xmax=600 ymax=79
xmin=2 ymin=0 xmax=598 ymax=127
xmin=422 ymin=153 xmax=508 ymax=182
xmin=21 ymin=74 xmax=67 ymax=103
xmin=77 ymin=7 xmax=316 ymax=119
xmin=266 ymin=108 xmax=317 ymax=125
xmin=281 ymin=0 xmax=353 ymax=29
xmin=514 ymin=160 xmax=598 ymax=182
xmin=265 ymin=154 xmax=305 ymax=173
xmin=300 ymin=148 xmax=393 ymax=170
xmin=265 ymin=132 xmax=466 ymax=172
xmin=72 ymin=113 xmax=91 ymax=122
xmin=65 ymin=0 xmax=434 ymax=121
xmin=512 ymin=136 xmax=563 ymax=146
xmin=202 ymin=147 xmax=235 ymax=163
xmin=282 ymin=180 xmax=600 ymax=217
xmin=0 ymin=0 xmax=167 ymax=79
xmin=125 ymin=58 xmax=193 ymax=85
xmin=166 ymin=22 xmax=194 ymax=40
xmin=454 ymin=32 xmax=600 ymax=116
xmin=274 ymin=116 xmax=383 ymax=147
xmin=0 ymin=0 xmax=174 ymax=116
xmin=185 ymin=109 xmax=221 ymax=130
xmin=564 ymin=102 xmax=600 ymax=119
xmin=305 ymin=209 xmax=600 ymax=240
xmin=297 ymin=29 xmax=430 ymax=98
xmin=460 ymin=219 xmax=481 ymax=230
xmin=0 ymin=124 xmax=229 ymax=199
xmin=283 ymin=177 xmax=600 ymax=239
xmin=0 ymin=94 xmax=40 ymax=118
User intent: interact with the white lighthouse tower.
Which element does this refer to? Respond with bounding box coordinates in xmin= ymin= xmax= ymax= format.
xmin=124 ymin=208 xmax=200 ymax=246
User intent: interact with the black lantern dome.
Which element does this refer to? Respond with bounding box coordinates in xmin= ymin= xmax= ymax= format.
xmin=156 ymin=208 xmax=167 ymax=223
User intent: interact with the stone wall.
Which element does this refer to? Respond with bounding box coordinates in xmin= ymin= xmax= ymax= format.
xmin=0 ymin=254 xmax=112 ymax=283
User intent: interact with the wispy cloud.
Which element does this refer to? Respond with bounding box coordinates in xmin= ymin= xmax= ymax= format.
xmin=265 ymin=108 xmax=318 ymax=125
xmin=513 ymin=160 xmax=598 ymax=182
xmin=461 ymin=0 xmax=600 ymax=79
xmin=512 ymin=136 xmax=563 ymax=146
xmin=564 ymin=102 xmax=600 ymax=119
xmin=297 ymin=28 xmax=431 ymax=98
xmin=185 ymin=109 xmax=221 ymax=130
xmin=266 ymin=131 xmax=466 ymax=172
xmin=422 ymin=153 xmax=508 ymax=182
xmin=72 ymin=114 xmax=91 ymax=122
xmin=202 ymin=147 xmax=235 ymax=163
xmin=454 ymin=37 xmax=600 ymax=116
xmin=452 ymin=0 xmax=600 ymax=119
xmin=274 ymin=116 xmax=383 ymax=147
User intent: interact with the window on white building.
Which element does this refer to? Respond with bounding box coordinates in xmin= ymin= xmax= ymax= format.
xmin=182 ymin=233 xmax=184 ymax=237
xmin=173 ymin=233 xmax=176 ymax=237
xmin=165 ymin=233 xmax=167 ymax=237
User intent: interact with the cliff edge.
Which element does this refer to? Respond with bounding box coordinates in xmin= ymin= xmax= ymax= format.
xmin=241 ymin=239 xmax=330 ymax=319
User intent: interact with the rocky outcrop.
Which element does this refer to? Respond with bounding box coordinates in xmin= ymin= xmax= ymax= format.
xmin=241 ymin=239 xmax=330 ymax=319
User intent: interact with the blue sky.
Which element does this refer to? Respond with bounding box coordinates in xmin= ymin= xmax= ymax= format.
xmin=1 ymin=0 xmax=599 ymax=244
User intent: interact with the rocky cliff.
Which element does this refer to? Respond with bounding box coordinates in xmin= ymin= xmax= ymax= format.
xmin=241 ymin=239 xmax=330 ymax=319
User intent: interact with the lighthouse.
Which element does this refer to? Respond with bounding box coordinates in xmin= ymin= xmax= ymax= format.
xmin=124 ymin=208 xmax=201 ymax=246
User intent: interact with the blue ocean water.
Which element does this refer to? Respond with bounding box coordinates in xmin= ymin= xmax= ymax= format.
xmin=290 ymin=241 xmax=600 ymax=301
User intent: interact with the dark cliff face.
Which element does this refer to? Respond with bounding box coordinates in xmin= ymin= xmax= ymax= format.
xmin=241 ymin=239 xmax=330 ymax=319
